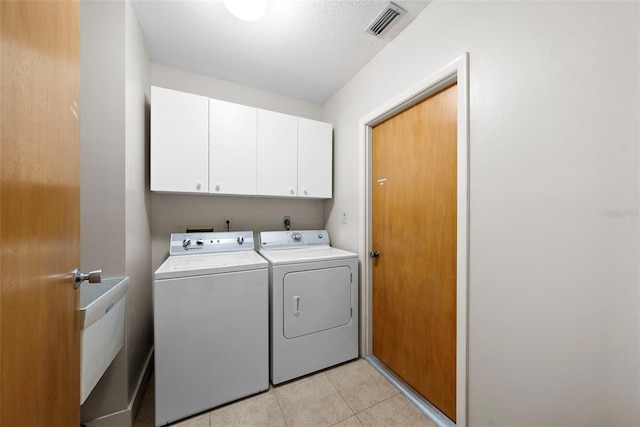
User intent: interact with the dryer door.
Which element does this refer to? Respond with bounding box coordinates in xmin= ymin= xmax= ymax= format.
xmin=283 ymin=266 xmax=352 ymax=339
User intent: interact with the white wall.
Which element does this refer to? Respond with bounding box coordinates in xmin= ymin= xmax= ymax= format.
xmin=151 ymin=63 xmax=322 ymax=119
xmin=323 ymin=1 xmax=639 ymax=425
xmin=81 ymin=1 xmax=126 ymax=277
xmin=80 ymin=1 xmax=153 ymax=424
xmin=124 ymin=0 xmax=153 ymax=404
xmin=150 ymin=64 xmax=327 ymax=270
xmin=80 ymin=1 xmax=128 ymax=420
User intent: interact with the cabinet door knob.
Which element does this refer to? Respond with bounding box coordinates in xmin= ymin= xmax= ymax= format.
xmin=215 ymin=183 xmax=221 ymax=192
xmin=289 ymin=187 xmax=295 ymax=195
xmin=196 ymin=182 xmax=202 ymax=190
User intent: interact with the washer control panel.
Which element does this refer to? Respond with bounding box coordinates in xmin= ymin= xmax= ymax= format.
xmin=170 ymin=231 xmax=254 ymax=255
xmin=258 ymin=230 xmax=330 ymax=250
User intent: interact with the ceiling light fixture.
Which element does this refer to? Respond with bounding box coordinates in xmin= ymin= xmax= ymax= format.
xmin=223 ymin=0 xmax=267 ymax=22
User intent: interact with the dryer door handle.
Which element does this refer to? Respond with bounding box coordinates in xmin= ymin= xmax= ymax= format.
xmin=293 ymin=296 xmax=300 ymax=314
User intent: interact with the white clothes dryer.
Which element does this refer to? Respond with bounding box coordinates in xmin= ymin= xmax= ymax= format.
xmin=258 ymin=230 xmax=358 ymax=385
xmin=153 ymin=231 xmax=268 ymax=426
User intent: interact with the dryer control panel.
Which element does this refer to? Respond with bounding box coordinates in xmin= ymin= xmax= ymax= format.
xmin=259 ymin=230 xmax=330 ymax=250
xmin=170 ymin=231 xmax=254 ymax=255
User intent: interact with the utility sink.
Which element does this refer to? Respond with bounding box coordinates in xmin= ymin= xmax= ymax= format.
xmin=78 ymin=276 xmax=129 ymax=404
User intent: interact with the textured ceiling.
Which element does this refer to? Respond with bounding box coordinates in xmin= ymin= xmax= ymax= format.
xmin=131 ymin=0 xmax=430 ymax=104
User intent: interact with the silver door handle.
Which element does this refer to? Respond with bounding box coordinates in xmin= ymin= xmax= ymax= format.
xmin=74 ymin=268 xmax=103 ymax=289
xmin=369 ymin=251 xmax=380 ymax=259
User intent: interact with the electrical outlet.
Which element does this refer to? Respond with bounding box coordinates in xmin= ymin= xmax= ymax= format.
xmin=341 ymin=210 xmax=348 ymax=224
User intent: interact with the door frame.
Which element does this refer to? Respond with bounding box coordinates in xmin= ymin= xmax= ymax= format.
xmin=358 ymin=53 xmax=469 ymax=426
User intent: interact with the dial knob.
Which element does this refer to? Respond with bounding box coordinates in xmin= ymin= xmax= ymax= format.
xmin=237 ymin=236 xmax=244 ymax=245
xmin=291 ymin=232 xmax=302 ymax=242
xmin=182 ymin=239 xmax=191 ymax=249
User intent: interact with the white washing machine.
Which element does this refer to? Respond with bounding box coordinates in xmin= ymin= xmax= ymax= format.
xmin=258 ymin=230 xmax=358 ymax=384
xmin=153 ymin=231 xmax=268 ymax=426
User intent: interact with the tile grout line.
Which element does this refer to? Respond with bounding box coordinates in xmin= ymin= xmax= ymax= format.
xmin=327 ymin=359 xmax=402 ymax=416
xmin=325 ymin=369 xmax=355 ymax=415
xmin=272 ymin=384 xmax=290 ymax=427
xmin=324 ymin=373 xmax=357 ymax=425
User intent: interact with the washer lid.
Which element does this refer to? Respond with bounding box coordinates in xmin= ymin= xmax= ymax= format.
xmin=258 ymin=246 xmax=357 ymax=265
xmin=154 ymin=250 xmax=267 ymax=280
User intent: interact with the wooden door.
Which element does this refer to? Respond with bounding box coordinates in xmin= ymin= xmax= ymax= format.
xmin=1 ymin=1 xmax=81 ymax=425
xmin=372 ymin=84 xmax=457 ymax=421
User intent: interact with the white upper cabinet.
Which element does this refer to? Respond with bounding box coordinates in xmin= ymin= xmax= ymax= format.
xmin=297 ymin=118 xmax=332 ymax=198
xmin=257 ymin=109 xmax=298 ymax=197
xmin=209 ymin=99 xmax=257 ymax=195
xmin=150 ymin=87 xmax=333 ymax=198
xmin=151 ymin=86 xmax=209 ymax=193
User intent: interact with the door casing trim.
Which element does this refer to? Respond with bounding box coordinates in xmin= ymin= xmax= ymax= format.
xmin=358 ymin=53 xmax=469 ymax=426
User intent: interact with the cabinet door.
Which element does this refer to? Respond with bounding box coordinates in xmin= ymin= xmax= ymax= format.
xmin=151 ymin=86 xmax=209 ymax=193
xmin=257 ymin=110 xmax=297 ymax=197
xmin=209 ymin=99 xmax=257 ymax=195
xmin=298 ymin=118 xmax=332 ymax=198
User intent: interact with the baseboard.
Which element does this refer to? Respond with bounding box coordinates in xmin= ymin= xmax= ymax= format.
xmin=84 ymin=348 xmax=154 ymax=427
xmin=83 ymin=409 xmax=131 ymax=427
xmin=131 ymin=348 xmax=154 ymax=423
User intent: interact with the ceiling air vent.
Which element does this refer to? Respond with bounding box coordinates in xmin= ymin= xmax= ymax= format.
xmin=365 ymin=2 xmax=406 ymax=38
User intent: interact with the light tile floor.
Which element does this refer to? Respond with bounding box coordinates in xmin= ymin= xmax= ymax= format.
xmin=134 ymin=358 xmax=436 ymax=427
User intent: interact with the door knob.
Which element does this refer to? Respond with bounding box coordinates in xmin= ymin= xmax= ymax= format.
xmin=74 ymin=268 xmax=103 ymax=289
xmin=369 ymin=251 xmax=380 ymax=259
